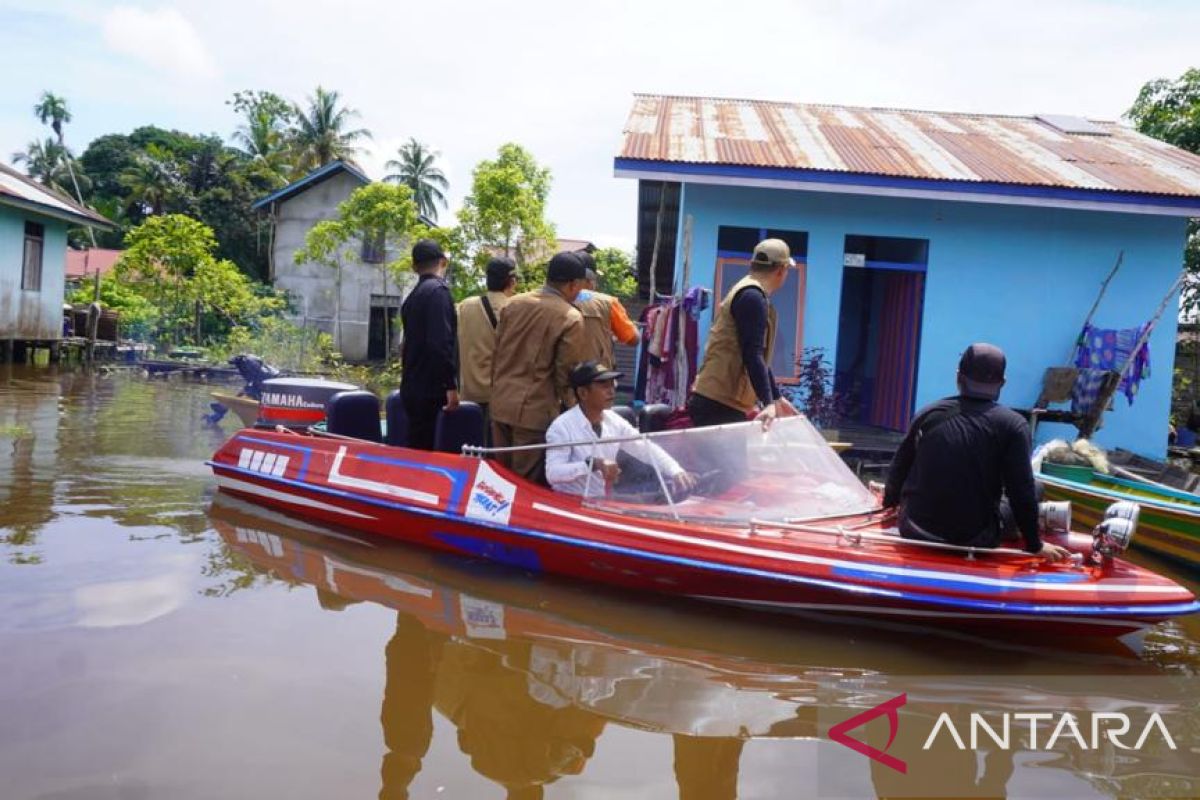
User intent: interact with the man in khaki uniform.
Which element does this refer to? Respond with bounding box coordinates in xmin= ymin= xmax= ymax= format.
xmin=490 ymin=252 xmax=589 ymax=483
xmin=688 ymin=238 xmax=798 ymax=427
xmin=457 ymin=257 xmax=518 ymax=430
xmin=574 ymin=254 xmax=639 ymax=367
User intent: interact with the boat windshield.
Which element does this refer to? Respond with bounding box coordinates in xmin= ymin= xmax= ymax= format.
xmin=578 ymin=416 xmax=878 ymax=525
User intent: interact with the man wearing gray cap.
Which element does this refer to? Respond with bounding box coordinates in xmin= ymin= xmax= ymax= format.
xmin=883 ymin=343 xmax=1071 ymax=562
xmin=489 ymin=252 xmax=589 ymax=483
xmin=689 ymin=238 xmax=798 ymax=427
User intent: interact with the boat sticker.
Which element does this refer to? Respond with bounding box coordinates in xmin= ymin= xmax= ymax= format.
xmin=237 ymin=447 xmax=290 ymax=478
xmin=465 ymin=461 xmax=516 ymax=525
xmin=327 ymin=446 xmax=440 ymax=506
xmin=460 ymin=594 xmax=506 ymax=639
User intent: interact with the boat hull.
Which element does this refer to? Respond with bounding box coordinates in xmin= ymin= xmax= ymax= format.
xmin=209 ymin=430 xmax=1199 ymax=638
xmin=210 ymin=392 xmax=259 ymax=427
xmin=1040 ymin=473 xmax=1200 ymax=567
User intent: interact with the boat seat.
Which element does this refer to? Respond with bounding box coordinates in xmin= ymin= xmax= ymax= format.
xmin=639 ymin=403 xmax=673 ymax=433
xmin=384 ymin=389 xmax=409 ymax=447
xmin=326 ymin=390 xmax=382 ymax=443
xmin=435 ymin=402 xmax=485 ymax=454
xmin=612 ymin=405 xmax=638 ymax=428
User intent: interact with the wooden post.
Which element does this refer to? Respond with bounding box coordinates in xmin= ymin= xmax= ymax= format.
xmin=647 ymin=184 xmax=667 ymax=302
xmin=49 ymin=341 xmax=61 ymax=363
xmin=1 ymin=339 xmax=11 ymax=364
xmin=1067 ymin=250 xmax=1123 ymax=364
xmin=1077 ymin=271 xmax=1184 ymax=439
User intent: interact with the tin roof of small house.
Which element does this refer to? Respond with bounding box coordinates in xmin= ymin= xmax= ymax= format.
xmin=0 ymin=163 xmax=114 ymax=228
xmin=66 ymin=248 xmax=123 ymax=279
xmin=616 ymin=94 xmax=1200 ymax=214
xmin=251 ymin=160 xmax=369 ymax=211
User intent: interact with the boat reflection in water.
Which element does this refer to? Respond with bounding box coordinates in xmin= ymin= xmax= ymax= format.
xmin=209 ymin=495 xmax=1200 ymax=800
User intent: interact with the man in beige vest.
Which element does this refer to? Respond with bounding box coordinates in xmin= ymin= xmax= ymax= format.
xmin=688 ymin=238 xmax=798 ymax=427
xmin=574 ymin=254 xmax=639 ymax=366
xmin=457 ymin=257 xmax=518 ymax=433
xmin=490 ymin=252 xmax=589 ymax=484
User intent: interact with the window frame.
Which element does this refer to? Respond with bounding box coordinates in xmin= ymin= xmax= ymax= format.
xmin=21 ymin=221 xmax=44 ymax=292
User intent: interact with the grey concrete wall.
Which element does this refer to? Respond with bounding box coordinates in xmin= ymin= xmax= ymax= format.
xmin=0 ymin=208 xmax=67 ymax=340
xmin=271 ymin=172 xmax=411 ymax=361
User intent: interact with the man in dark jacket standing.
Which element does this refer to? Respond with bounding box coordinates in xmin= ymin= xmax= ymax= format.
xmin=883 ymin=343 xmax=1070 ymax=562
xmin=400 ymin=239 xmax=459 ymax=450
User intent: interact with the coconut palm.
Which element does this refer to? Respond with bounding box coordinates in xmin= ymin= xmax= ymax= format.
xmin=290 ymin=86 xmax=371 ymax=174
xmin=34 ymin=91 xmax=97 ymax=243
xmin=384 ymin=138 xmax=449 ymax=221
xmin=12 ymin=138 xmax=90 ymax=196
xmin=230 ymin=91 xmax=293 ymax=186
xmin=120 ymin=145 xmax=182 ymax=217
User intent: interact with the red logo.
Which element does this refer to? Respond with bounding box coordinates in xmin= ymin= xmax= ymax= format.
xmin=829 ymin=693 xmax=907 ymax=774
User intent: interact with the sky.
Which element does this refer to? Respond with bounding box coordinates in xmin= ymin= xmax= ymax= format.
xmin=2 ymin=0 xmax=1198 ymax=250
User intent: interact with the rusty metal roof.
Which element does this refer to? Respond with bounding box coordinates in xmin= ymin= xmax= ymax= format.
xmin=617 ymin=95 xmax=1200 ymax=200
xmin=0 ymin=163 xmax=114 ymax=227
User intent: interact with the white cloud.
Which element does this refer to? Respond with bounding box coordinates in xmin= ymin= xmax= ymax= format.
xmin=100 ymin=5 xmax=217 ymax=80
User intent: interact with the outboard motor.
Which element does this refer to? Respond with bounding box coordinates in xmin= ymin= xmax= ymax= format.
xmin=257 ymin=377 xmax=359 ymax=430
xmin=229 ymin=354 xmax=282 ymax=401
xmin=1091 ymin=500 xmax=1139 ymax=568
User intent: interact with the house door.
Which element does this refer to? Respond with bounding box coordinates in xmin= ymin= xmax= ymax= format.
xmin=368 ymin=294 xmax=403 ymax=361
xmin=834 ymin=236 xmax=927 ymax=431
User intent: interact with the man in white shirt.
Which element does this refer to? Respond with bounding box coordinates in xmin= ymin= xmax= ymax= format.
xmin=545 ymin=361 xmax=697 ymax=498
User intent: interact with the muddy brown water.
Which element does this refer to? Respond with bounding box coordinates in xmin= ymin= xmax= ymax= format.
xmin=2 ymin=364 xmax=1199 ymax=800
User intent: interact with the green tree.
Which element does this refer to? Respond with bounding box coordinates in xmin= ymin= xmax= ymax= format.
xmin=384 ymin=138 xmax=449 ymax=221
xmin=11 ymin=138 xmax=84 ymax=195
xmin=34 ymin=91 xmax=97 ymax=247
xmin=70 ymin=272 xmax=159 ymax=340
xmin=290 ymin=86 xmax=371 ymax=174
xmin=294 ymin=183 xmax=420 ymax=359
xmin=456 ymin=143 xmax=555 ymax=288
xmin=115 ymin=214 xmax=280 ymax=344
xmin=228 ymin=90 xmax=294 ymax=186
xmin=1127 ymin=68 xmax=1200 ymax=312
xmin=592 ymin=247 xmax=638 ymax=299
xmin=120 ymin=144 xmax=182 ymax=216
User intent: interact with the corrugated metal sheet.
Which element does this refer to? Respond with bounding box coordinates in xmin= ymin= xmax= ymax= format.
xmin=0 ymin=163 xmax=112 ymax=226
xmin=618 ymin=95 xmax=1200 ymax=198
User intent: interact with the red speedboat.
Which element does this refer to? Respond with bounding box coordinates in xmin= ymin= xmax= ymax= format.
xmin=208 ymin=413 xmax=1199 ymax=638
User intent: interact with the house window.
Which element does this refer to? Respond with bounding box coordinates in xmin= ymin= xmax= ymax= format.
xmin=22 ymin=221 xmax=44 ymax=291
xmin=714 ymin=226 xmax=809 ymax=382
xmin=361 ymin=232 xmax=386 ymax=264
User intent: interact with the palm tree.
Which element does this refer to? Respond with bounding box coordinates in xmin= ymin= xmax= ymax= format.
xmin=120 ymin=145 xmax=181 ymax=217
xmin=290 ymin=86 xmax=372 ymax=174
xmin=384 ymin=138 xmax=449 ymax=221
xmin=12 ymin=138 xmax=91 ymax=196
xmin=34 ymin=91 xmax=95 ymax=244
xmin=231 ymin=92 xmax=293 ymax=186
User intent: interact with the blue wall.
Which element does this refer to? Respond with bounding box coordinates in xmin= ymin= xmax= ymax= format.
xmin=674 ymin=183 xmax=1186 ymax=457
xmin=0 ymin=206 xmax=69 ymax=339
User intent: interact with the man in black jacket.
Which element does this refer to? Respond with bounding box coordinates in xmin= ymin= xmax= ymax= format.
xmin=400 ymin=239 xmax=459 ymax=450
xmin=883 ymin=343 xmax=1070 ymax=562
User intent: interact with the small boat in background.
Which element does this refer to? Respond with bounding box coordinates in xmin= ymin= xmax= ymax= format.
xmin=208 ymin=391 xmax=260 ymax=427
xmin=1039 ymin=461 xmax=1200 ymax=567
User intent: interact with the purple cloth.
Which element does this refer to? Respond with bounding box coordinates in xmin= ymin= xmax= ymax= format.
xmin=1073 ymin=323 xmax=1151 ymax=405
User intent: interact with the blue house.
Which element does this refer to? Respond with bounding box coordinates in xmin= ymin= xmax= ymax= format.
xmin=1 ymin=163 xmax=113 ymax=347
xmin=615 ymin=95 xmax=1200 ymax=457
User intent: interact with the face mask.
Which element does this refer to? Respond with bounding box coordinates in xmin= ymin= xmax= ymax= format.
xmin=576 ymin=290 xmax=593 ymax=302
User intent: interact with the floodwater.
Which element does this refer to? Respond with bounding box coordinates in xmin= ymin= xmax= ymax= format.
xmin=2 ymin=364 xmax=1199 ymax=800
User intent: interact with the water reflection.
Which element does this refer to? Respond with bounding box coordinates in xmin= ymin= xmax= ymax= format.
xmin=0 ymin=365 xmax=235 ymax=555
xmin=211 ymin=495 xmax=1199 ymax=800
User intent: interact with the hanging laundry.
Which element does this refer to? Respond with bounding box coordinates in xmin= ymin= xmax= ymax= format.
xmin=635 ymin=289 xmax=705 ymax=408
xmin=1073 ymin=323 xmax=1152 ymax=405
xmin=1070 ymin=368 xmax=1111 ymax=417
